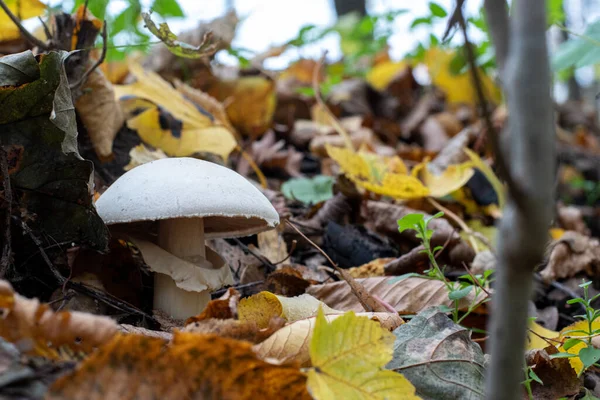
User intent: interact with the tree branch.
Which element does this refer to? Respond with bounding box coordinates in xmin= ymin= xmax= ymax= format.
xmin=0 ymin=0 xmax=48 ymax=50
xmin=485 ymin=0 xmax=556 ymax=399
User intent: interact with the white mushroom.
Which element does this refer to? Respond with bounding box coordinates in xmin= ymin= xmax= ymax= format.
xmin=95 ymin=157 xmax=279 ymax=319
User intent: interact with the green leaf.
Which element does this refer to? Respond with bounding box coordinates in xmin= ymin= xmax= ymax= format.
xmin=73 ymin=0 xmax=109 ymax=20
xmin=529 ymin=368 xmax=544 ymax=385
xmin=428 ymin=2 xmax=448 ymax=18
xmin=397 ymin=213 xmax=425 ymax=233
xmin=281 ymin=176 xmax=335 ymax=205
xmin=563 ymin=338 xmax=584 ymax=351
xmin=579 ymin=346 xmax=600 ymax=369
xmin=552 ymin=20 xmax=600 ymax=71
xmin=448 ymin=285 xmax=472 ymax=301
xmin=547 ymin=0 xmax=564 ymax=26
xmin=550 ymin=352 xmax=577 ymax=359
xmin=410 ymin=17 xmax=433 ymax=29
xmin=151 ymin=0 xmax=185 ymax=17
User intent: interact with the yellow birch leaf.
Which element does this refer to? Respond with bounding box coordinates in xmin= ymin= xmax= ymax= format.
xmin=225 ymin=76 xmax=276 ymax=137
xmin=527 ymin=321 xmax=559 ymax=351
xmin=424 ymin=47 xmax=502 ymax=106
xmin=307 ymin=308 xmax=421 ymax=400
xmin=114 ymin=62 xmax=237 ymax=160
xmin=366 ymin=61 xmax=410 ymax=91
xmin=0 ymin=0 xmax=46 ymax=41
xmin=417 ymin=159 xmax=475 ymax=198
xmin=557 ymin=320 xmax=600 ymax=375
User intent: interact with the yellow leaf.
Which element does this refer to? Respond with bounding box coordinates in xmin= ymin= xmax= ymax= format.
xmin=558 ymin=320 xmax=600 ymax=375
xmin=527 ymin=321 xmax=559 ymax=351
xmin=463 ymin=148 xmax=506 ymax=209
xmin=417 ymin=158 xmax=475 ymax=198
xmin=238 ymin=291 xmax=341 ymax=329
xmin=307 ymin=308 xmax=420 ymax=400
xmin=114 ymin=63 xmax=237 ymax=161
xmin=225 ymin=76 xmax=276 ymax=137
xmin=550 ymin=228 xmax=566 ymax=240
xmin=366 ymin=61 xmax=410 ymax=91
xmin=0 ymin=0 xmax=46 ymax=41
xmin=423 ymin=47 xmax=502 ymax=106
xmin=326 ymin=145 xmax=430 ymax=200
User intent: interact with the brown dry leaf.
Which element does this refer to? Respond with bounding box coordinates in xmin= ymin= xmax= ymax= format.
xmin=226 ymin=76 xmax=277 ymax=137
xmin=185 ymin=290 xmax=240 ymax=325
xmin=74 ymin=69 xmax=125 ymax=159
xmin=257 ymin=229 xmax=288 ymax=264
xmin=119 ymin=324 xmax=173 ymax=340
xmin=309 ymin=125 xmax=373 ymax=157
xmin=124 ymin=143 xmax=168 ymax=170
xmin=0 ymin=280 xmax=117 ymax=359
xmin=183 ymin=317 xmax=284 ymax=344
xmin=540 ymin=231 xmax=600 ymax=282
xmin=238 ymin=292 xmax=342 ymax=329
xmin=266 ymin=266 xmax=311 ymax=297
xmin=525 ymin=346 xmax=581 ymax=400
xmin=558 ymin=205 xmax=591 ymax=236
xmin=347 ymin=257 xmax=394 ymax=278
xmin=419 ymin=115 xmax=450 ymax=152
xmin=47 ymin=332 xmax=310 ymax=400
xmin=237 ymin=130 xmax=303 ymax=178
xmin=253 ymin=312 xmax=403 ymax=367
xmin=306 ymin=276 xmax=487 ymax=314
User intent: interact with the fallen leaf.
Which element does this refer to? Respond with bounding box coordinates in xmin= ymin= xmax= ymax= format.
xmin=307 ymin=309 xmax=420 ymax=400
xmin=124 ymin=143 xmax=168 ymax=170
xmin=307 ymin=276 xmax=487 ymax=314
xmin=0 ymin=0 xmax=46 ymax=41
xmin=238 ymin=291 xmax=342 ymax=329
xmin=540 ymin=231 xmax=600 ymax=283
xmin=114 ymin=62 xmax=237 ymax=161
xmin=556 ymin=319 xmax=600 ymax=375
xmin=253 ymin=311 xmax=404 ymax=366
xmin=414 ymin=157 xmax=475 ymax=198
xmin=183 ymin=317 xmax=284 ymax=344
xmin=74 ymin=68 xmax=125 ymax=159
xmin=387 ymin=307 xmax=486 ymax=399
xmin=281 ymin=175 xmax=334 ymax=205
xmin=348 ymin=258 xmax=395 ymax=278
xmin=257 ymin=229 xmax=288 ymax=264
xmin=237 ymin=130 xmax=303 ymax=178
xmin=0 ymin=280 xmax=117 ymax=359
xmin=225 ymin=76 xmax=277 ymax=137
xmin=366 ymin=60 xmax=410 ymax=91
xmin=266 ymin=266 xmax=311 ymax=297
xmin=526 ymin=321 xmax=559 ymax=351
xmin=525 ymin=346 xmax=581 ymax=400
xmin=47 ymin=332 xmax=311 ymax=400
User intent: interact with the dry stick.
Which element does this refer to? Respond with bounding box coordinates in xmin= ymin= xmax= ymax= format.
xmin=285 ymin=219 xmax=389 ymax=313
xmin=69 ymin=22 xmax=108 ymax=90
xmin=311 ymin=52 xmax=354 ymax=151
xmin=273 ymin=239 xmax=297 ymax=265
xmin=0 ymin=148 xmax=12 ymax=278
xmin=211 ymin=280 xmax=264 ymax=298
xmin=428 ymin=197 xmax=496 ymax=254
xmin=0 ymin=0 xmax=48 ymax=50
xmin=38 ymin=16 xmax=53 ymax=41
xmin=456 ymin=7 xmax=527 ymax=210
xmin=461 ymin=262 xmax=491 ymax=297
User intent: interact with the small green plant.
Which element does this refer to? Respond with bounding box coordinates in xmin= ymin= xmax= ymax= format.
xmin=551 ymin=281 xmax=600 ymax=376
xmin=397 ymin=212 xmax=490 ymax=324
xmin=522 ymin=362 xmax=544 ymax=400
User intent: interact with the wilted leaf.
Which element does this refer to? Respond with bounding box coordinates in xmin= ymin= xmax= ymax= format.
xmin=238 ymin=291 xmax=342 ymax=328
xmin=114 ymin=62 xmax=237 ymax=160
xmin=307 ymin=276 xmax=486 ymax=314
xmin=0 ymin=50 xmax=109 ymax=253
xmin=525 ymin=346 xmax=581 ymax=400
xmin=307 ymin=309 xmax=420 ymax=400
xmin=387 ymin=308 xmax=486 ymax=399
xmin=415 ymin=158 xmax=475 ymax=198
xmin=0 ymin=0 xmax=46 ymax=41
xmin=326 ymin=145 xmax=430 ymax=199
xmin=253 ymin=311 xmax=404 ymax=366
xmin=424 ymin=47 xmax=501 ymax=106
xmin=183 ymin=317 xmax=285 ymax=344
xmin=540 ymin=231 xmax=600 ymax=283
xmin=124 ymin=143 xmax=168 ymax=170
xmin=142 ymin=12 xmax=218 ymax=58
xmin=0 ymin=280 xmax=117 ymax=359
xmin=237 ymin=130 xmax=303 ymax=177
xmin=348 ymin=258 xmax=395 ymax=278
xmin=281 ymin=175 xmax=334 ymax=205
xmin=225 ymin=76 xmax=277 ymax=137
xmin=74 ymin=69 xmax=124 ymax=159
xmin=47 ymin=332 xmax=311 ymax=400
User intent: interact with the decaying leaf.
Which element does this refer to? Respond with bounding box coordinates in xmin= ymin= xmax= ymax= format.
xmin=526 ymin=321 xmax=559 ymax=351
xmin=225 ymin=76 xmax=277 ymax=137
xmin=266 ymin=266 xmax=312 ymax=297
xmin=74 ymin=69 xmax=125 ymax=159
xmin=183 ymin=317 xmax=285 ymax=344
xmin=414 ymin=157 xmax=475 ymax=198
xmin=238 ymin=291 xmax=342 ymax=329
xmin=540 ymin=231 xmax=600 ymax=283
xmin=253 ymin=311 xmax=404 ymax=366
xmin=525 ymin=346 xmax=581 ymax=400
xmin=387 ymin=308 xmax=486 ymax=400
xmin=326 ymin=145 xmax=430 ymax=199
xmin=348 ymin=258 xmax=395 ymax=278
xmin=0 ymin=280 xmax=117 ymax=359
xmin=142 ymin=12 xmax=218 ymax=59
xmin=114 ymin=62 xmax=237 ymax=161
xmin=237 ymin=130 xmax=303 ymax=178
xmin=307 ymin=309 xmax=420 ymax=400
xmin=47 ymin=332 xmax=311 ymax=400
xmin=366 ymin=60 xmax=411 ymax=91
xmin=124 ymin=143 xmax=168 ymax=170
xmin=307 ymin=276 xmax=487 ymax=315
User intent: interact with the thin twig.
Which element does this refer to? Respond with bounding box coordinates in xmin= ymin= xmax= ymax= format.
xmin=285 ymin=220 xmax=336 ymax=267
xmin=0 ymin=148 xmax=12 ymax=278
xmin=69 ymin=22 xmax=108 ymax=90
xmin=232 ymin=238 xmax=276 ymax=274
xmin=0 ymin=0 xmax=48 ymax=50
xmin=461 ymin=262 xmax=491 ymax=296
xmin=211 ymin=281 xmax=264 ymax=298
xmin=38 ymin=16 xmax=52 ymax=41
xmin=456 ymin=6 xmax=527 ymax=210
xmin=273 ymin=239 xmax=297 ymax=265
xmin=312 ymin=52 xmax=354 ymax=151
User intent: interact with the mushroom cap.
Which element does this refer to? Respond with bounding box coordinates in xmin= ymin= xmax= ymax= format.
xmin=95 ymin=157 xmax=279 ymax=238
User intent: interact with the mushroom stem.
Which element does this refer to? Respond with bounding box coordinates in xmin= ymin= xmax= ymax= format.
xmin=154 ymin=217 xmax=209 ymax=319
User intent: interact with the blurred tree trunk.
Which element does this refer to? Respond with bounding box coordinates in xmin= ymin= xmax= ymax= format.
xmin=333 ymin=0 xmax=367 ymax=17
